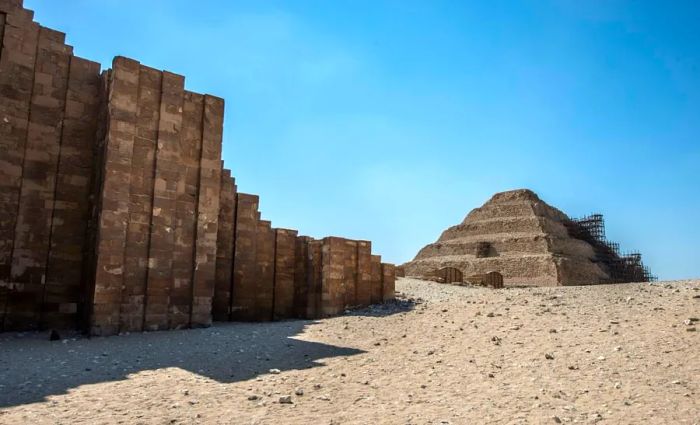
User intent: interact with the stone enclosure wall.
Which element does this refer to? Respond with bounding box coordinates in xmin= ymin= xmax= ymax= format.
xmin=0 ymin=0 xmax=395 ymax=335
xmin=0 ymin=0 xmax=101 ymax=331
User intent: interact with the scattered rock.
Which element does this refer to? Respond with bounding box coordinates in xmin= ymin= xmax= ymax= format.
xmin=247 ymin=395 xmax=259 ymax=401
xmin=295 ymin=388 xmax=304 ymax=396
xmin=49 ymin=330 xmax=61 ymax=341
xmin=545 ymin=353 xmax=554 ymax=360
xmin=269 ymin=369 xmax=281 ymax=374
xmin=279 ymin=395 xmax=293 ymax=404
xmin=589 ymin=412 xmax=603 ymax=422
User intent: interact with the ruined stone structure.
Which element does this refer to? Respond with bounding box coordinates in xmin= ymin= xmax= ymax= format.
xmin=464 ymin=271 xmax=504 ymax=289
xmin=403 ymin=189 xmax=653 ymax=286
xmin=434 ymin=267 xmax=464 ymax=284
xmin=0 ymin=0 xmax=394 ymax=335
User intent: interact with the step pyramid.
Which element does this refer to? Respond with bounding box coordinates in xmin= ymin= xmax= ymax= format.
xmin=403 ymin=189 xmax=612 ymax=286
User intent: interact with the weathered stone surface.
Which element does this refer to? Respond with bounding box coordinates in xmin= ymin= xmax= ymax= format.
xmin=429 ymin=266 xmax=463 ymax=284
xmin=169 ymin=90 xmax=201 ymax=330
xmin=43 ymin=56 xmax=101 ymax=330
xmin=273 ymin=228 xmax=297 ymax=320
xmin=402 ymin=189 xmax=610 ymax=286
xmin=91 ymin=57 xmax=139 ymax=336
xmin=342 ymin=239 xmax=358 ymax=308
xmin=464 ymin=271 xmax=504 ymax=289
xmin=142 ymin=70 xmax=184 ymax=331
xmin=254 ymin=220 xmax=275 ymax=321
xmin=0 ymin=1 xmax=394 ymax=334
xmin=292 ymin=236 xmax=311 ymax=318
xmin=230 ymin=193 xmax=259 ymax=321
xmin=119 ymin=64 xmax=159 ymax=333
xmin=320 ymin=237 xmax=347 ymax=317
xmin=0 ymin=4 xmax=40 ymax=295
xmin=370 ymin=255 xmax=383 ymax=304
xmin=213 ymin=169 xmax=236 ymax=321
xmin=306 ymin=239 xmax=323 ymax=318
xmin=191 ymin=95 xmax=223 ymax=327
xmin=0 ymin=2 xmax=103 ymax=331
xmin=355 ymin=241 xmax=372 ymax=306
xmin=381 ymin=263 xmax=396 ymax=301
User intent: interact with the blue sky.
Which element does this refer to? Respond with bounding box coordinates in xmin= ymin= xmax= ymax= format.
xmin=27 ymin=1 xmax=699 ymax=280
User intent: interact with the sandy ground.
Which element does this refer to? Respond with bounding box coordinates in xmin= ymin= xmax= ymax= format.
xmin=1 ymin=278 xmax=698 ymax=425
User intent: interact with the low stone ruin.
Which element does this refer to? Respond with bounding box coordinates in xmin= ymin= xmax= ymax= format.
xmin=403 ymin=189 xmax=654 ymax=286
xmin=434 ymin=267 xmax=463 ymax=284
xmin=464 ymin=271 xmax=504 ymax=289
xmin=420 ymin=266 xmax=503 ymax=289
xmin=0 ymin=0 xmax=394 ymax=335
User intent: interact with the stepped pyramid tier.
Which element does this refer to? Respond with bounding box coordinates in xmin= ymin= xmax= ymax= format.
xmin=403 ymin=189 xmax=653 ymax=286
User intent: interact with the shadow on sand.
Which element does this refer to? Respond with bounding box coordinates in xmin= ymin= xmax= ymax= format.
xmin=0 ymin=320 xmax=362 ymax=408
xmin=343 ymin=296 xmax=417 ymax=318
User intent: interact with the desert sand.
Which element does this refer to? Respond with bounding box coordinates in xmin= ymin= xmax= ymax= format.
xmin=1 ymin=278 xmax=698 ymax=424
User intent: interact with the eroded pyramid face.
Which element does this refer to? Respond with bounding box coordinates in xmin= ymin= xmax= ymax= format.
xmin=402 ymin=189 xmax=610 ymax=286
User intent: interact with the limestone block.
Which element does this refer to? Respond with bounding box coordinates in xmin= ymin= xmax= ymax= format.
xmin=119 ymin=64 xmax=159 ymax=333
xmin=320 ymin=237 xmax=347 ymax=317
xmin=230 ymin=193 xmax=259 ymax=321
xmin=254 ymin=220 xmax=275 ymax=321
xmin=381 ymin=263 xmax=395 ymax=301
xmin=169 ymin=90 xmax=203 ymax=330
xmin=43 ymin=56 xmax=100 ymax=330
xmin=293 ymin=236 xmax=311 ymax=318
xmin=143 ymin=70 xmax=184 ymax=331
xmin=90 ymin=56 xmax=139 ymax=336
xmin=190 ymin=95 xmax=223 ymax=327
xmin=355 ymin=241 xmax=372 ymax=307
xmin=273 ymin=228 xmax=297 ymax=320
xmin=213 ymin=170 xmax=236 ymax=321
xmin=341 ymin=239 xmax=358 ymax=308
xmin=306 ymin=239 xmax=323 ymax=318
xmin=370 ymin=255 xmax=382 ymax=304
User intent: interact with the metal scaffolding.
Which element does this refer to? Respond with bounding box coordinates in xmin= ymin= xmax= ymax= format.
xmin=565 ymin=214 xmax=656 ymax=283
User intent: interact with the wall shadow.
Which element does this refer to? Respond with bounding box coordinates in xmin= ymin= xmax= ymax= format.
xmin=0 ymin=320 xmax=363 ymax=408
xmin=344 ymin=297 xmax=417 ymax=318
